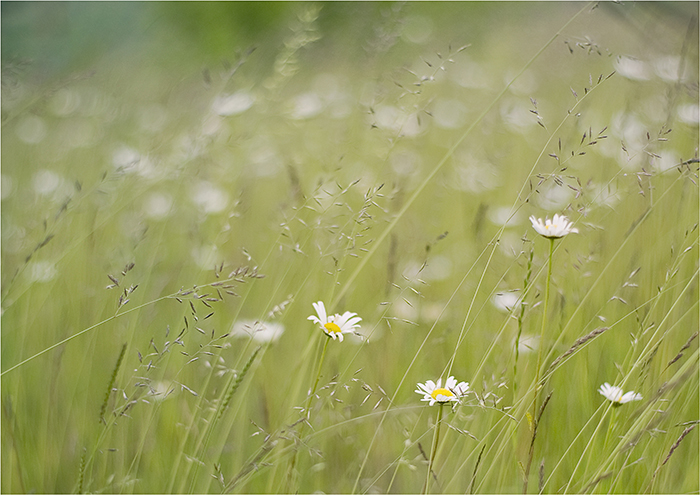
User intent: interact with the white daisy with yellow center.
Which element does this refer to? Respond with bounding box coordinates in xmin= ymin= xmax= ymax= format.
xmin=598 ymin=382 xmax=642 ymax=406
xmin=415 ymin=376 xmax=469 ymax=406
xmin=308 ymin=301 xmax=362 ymax=342
xmin=529 ymin=213 xmax=578 ymax=239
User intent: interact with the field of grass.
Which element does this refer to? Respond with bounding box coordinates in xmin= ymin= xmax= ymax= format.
xmin=2 ymin=2 xmax=698 ymax=493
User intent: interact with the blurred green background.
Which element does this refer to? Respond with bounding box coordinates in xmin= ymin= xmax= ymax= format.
xmin=3 ymin=2 xmax=696 ymax=74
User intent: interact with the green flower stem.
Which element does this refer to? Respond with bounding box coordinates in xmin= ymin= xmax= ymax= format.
xmin=533 ymin=237 xmax=555 ymax=412
xmin=307 ymin=337 xmax=330 ymax=419
xmin=524 ymin=237 xmax=555 ymax=494
xmin=424 ymin=404 xmax=445 ymax=495
xmin=579 ymin=403 xmax=619 ymax=485
xmin=287 ymin=336 xmax=331 ymax=492
xmin=601 ymin=404 xmax=619 ymax=453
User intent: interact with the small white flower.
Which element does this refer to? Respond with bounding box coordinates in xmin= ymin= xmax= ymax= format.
xmin=529 ymin=213 xmax=578 ymax=238
xmin=598 ymin=382 xmax=642 ymax=405
xmin=415 ymin=376 xmax=470 ymax=406
xmin=308 ymin=301 xmax=362 ymax=342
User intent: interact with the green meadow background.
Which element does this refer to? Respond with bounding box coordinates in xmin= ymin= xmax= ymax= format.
xmin=2 ymin=2 xmax=698 ymax=493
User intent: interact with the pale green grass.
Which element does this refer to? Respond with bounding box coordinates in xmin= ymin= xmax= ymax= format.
xmin=2 ymin=2 xmax=698 ymax=494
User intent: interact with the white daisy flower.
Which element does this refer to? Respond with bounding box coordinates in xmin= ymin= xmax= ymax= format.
xmin=529 ymin=213 xmax=578 ymax=238
xmin=415 ymin=376 xmax=470 ymax=406
xmin=308 ymin=301 xmax=362 ymax=342
xmin=598 ymin=382 xmax=642 ymax=405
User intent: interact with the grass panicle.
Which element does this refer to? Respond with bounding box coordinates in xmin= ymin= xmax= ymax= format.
xmin=99 ymin=343 xmax=127 ymax=424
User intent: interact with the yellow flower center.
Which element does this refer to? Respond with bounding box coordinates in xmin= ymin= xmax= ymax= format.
xmin=431 ymin=388 xmax=454 ymax=401
xmin=324 ymin=322 xmax=341 ymax=334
